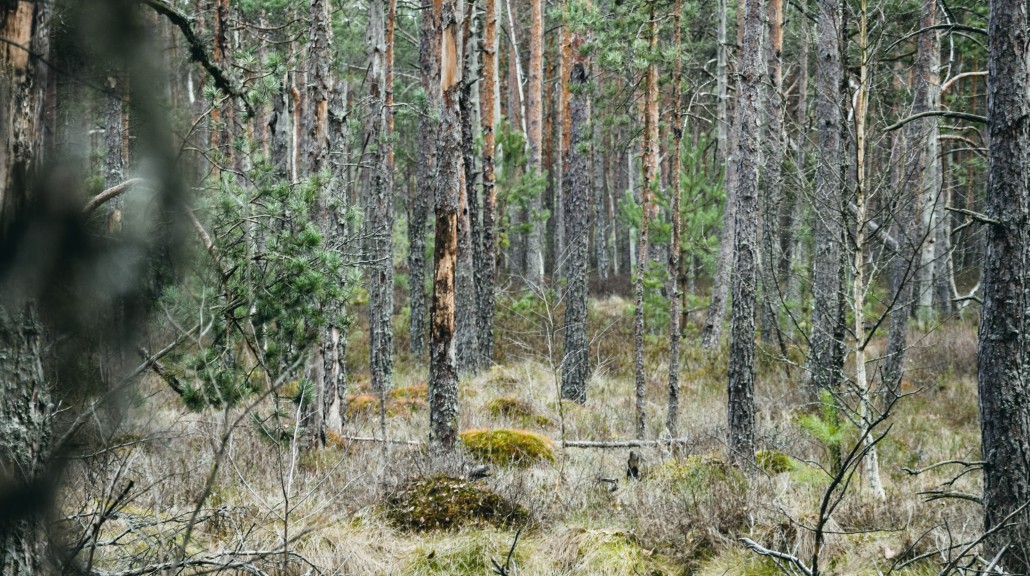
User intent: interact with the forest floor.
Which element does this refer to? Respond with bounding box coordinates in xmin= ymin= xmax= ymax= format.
xmin=68 ymin=292 xmax=985 ymax=575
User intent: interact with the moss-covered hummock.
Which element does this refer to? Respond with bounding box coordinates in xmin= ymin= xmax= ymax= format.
xmin=460 ymin=428 xmax=556 ymax=467
xmin=384 ymin=475 xmax=528 ymax=532
xmin=486 ymin=397 xmax=536 ymax=420
xmin=756 ymin=449 xmax=796 ymax=474
xmin=651 ymin=455 xmax=747 ymax=493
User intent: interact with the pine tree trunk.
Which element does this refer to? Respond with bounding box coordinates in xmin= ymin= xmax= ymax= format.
xmin=559 ymin=27 xmax=591 ymax=404
xmin=665 ymin=0 xmax=683 ymax=439
xmin=429 ymin=0 xmax=464 ymax=451
xmin=809 ymin=0 xmax=845 ymax=394
xmin=727 ymin=0 xmax=762 ymax=464
xmin=700 ymin=0 xmax=734 ymax=350
xmin=456 ymin=4 xmax=480 ymax=374
xmin=367 ymin=0 xmax=395 ymax=437
xmin=523 ymin=0 xmax=544 ymax=283
xmin=758 ymin=0 xmax=784 ymax=348
xmin=477 ymin=0 xmax=499 ymax=364
xmin=978 ymin=0 xmax=1030 ymax=568
xmin=0 ymin=1 xmax=53 ymax=572
xmin=634 ymin=7 xmax=659 ymax=440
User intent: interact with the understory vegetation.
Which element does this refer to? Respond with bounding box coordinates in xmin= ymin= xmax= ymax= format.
xmin=64 ymin=292 xmax=983 ymax=575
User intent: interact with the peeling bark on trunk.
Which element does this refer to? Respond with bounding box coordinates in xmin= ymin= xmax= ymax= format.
xmin=727 ymin=0 xmax=762 ymax=465
xmin=0 ymin=1 xmax=53 ymax=572
xmin=429 ymin=0 xmax=463 ymax=452
xmin=978 ymin=0 xmax=1030 ymax=568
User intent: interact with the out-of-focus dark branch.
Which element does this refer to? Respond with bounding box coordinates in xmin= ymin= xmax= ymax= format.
xmin=137 ymin=0 xmax=254 ymax=117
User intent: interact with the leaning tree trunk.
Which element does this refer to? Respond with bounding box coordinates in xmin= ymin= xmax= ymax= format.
xmin=559 ymin=26 xmax=591 ymax=404
xmin=978 ymin=0 xmax=1030 ymax=568
xmin=0 ymin=1 xmax=53 ymax=573
xmin=727 ymin=0 xmax=762 ymax=465
xmin=809 ymin=0 xmax=845 ymax=394
xmin=429 ymin=0 xmax=463 ymax=451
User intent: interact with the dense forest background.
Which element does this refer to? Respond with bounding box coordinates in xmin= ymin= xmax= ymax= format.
xmin=1 ymin=0 xmax=1029 ymax=573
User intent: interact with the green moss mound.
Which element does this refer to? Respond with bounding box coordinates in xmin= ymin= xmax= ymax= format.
xmin=487 ymin=397 xmax=536 ymax=420
xmin=559 ymin=528 xmax=686 ymax=576
xmin=756 ymin=450 xmax=796 ymax=474
xmin=385 ymin=475 xmax=528 ymax=532
xmin=652 ymin=455 xmax=747 ymax=493
xmin=460 ymin=429 xmax=556 ymax=467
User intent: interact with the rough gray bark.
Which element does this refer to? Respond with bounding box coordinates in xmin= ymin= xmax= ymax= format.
xmin=700 ymin=0 xmax=734 ymax=350
xmin=476 ymin=0 xmax=499 ymax=364
xmin=456 ymin=3 xmax=481 ymax=374
xmin=367 ymin=0 xmax=395 ymax=419
xmin=665 ymin=0 xmax=683 ymax=438
xmin=0 ymin=1 xmax=53 ymax=572
xmin=978 ymin=0 xmax=1030 ymax=568
xmin=727 ymin=0 xmax=762 ymax=464
xmin=809 ymin=0 xmax=845 ymax=394
xmin=592 ymin=111 xmax=609 ymax=280
xmin=560 ymin=59 xmax=591 ymax=403
xmin=758 ymin=0 xmax=784 ymax=347
xmin=885 ymin=0 xmax=937 ymax=391
xmin=429 ymin=0 xmax=463 ymax=451
xmin=915 ymin=0 xmax=942 ymax=320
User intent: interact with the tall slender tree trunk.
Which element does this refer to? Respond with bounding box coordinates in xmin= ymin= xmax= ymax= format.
xmin=523 ymin=0 xmax=544 ymax=283
xmin=665 ymin=0 xmax=683 ymax=438
xmin=700 ymin=0 xmax=734 ymax=349
xmin=0 ymin=1 xmax=53 ymax=572
xmin=456 ymin=0 xmax=481 ymax=374
xmin=411 ymin=0 xmax=441 ymax=358
xmin=915 ymin=0 xmax=941 ymax=322
xmin=303 ymin=0 xmax=335 ymax=447
xmin=978 ymin=0 xmax=1030 ymax=568
xmin=560 ymin=10 xmax=590 ymax=403
xmin=727 ymin=0 xmax=762 ymax=465
xmin=809 ymin=0 xmax=845 ymax=394
xmin=366 ymin=0 xmax=395 ymax=438
xmin=851 ymin=0 xmax=885 ymax=499
xmin=477 ymin=0 xmax=499 ymax=364
xmin=634 ymin=5 xmax=659 ymax=440
xmin=886 ymin=0 xmax=937 ymax=391
xmin=429 ymin=0 xmax=464 ymax=451
xmin=759 ymin=0 xmax=784 ymax=347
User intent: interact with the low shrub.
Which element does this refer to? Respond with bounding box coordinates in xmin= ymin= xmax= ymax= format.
xmin=460 ymin=429 xmax=556 ymax=467
xmin=756 ymin=450 xmax=796 ymax=474
xmin=384 ymin=475 xmax=528 ymax=532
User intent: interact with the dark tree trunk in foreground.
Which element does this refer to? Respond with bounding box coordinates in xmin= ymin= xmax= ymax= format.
xmin=727 ymin=0 xmax=762 ymax=464
xmin=809 ymin=0 xmax=845 ymax=394
xmin=456 ymin=4 xmax=480 ymax=374
xmin=978 ymin=0 xmax=1030 ymax=568
xmin=0 ymin=1 xmax=53 ymax=572
xmin=758 ymin=0 xmax=784 ymax=347
xmin=429 ymin=0 xmax=463 ymax=451
xmin=560 ymin=49 xmax=591 ymax=403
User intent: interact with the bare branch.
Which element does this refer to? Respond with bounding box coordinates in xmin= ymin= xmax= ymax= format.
xmin=883 ymin=111 xmax=986 ymax=132
xmin=82 ymin=179 xmax=146 ymax=215
xmin=740 ymin=537 xmax=813 ymax=576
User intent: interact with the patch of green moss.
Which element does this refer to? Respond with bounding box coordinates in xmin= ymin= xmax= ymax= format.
xmin=345 ymin=394 xmax=379 ymax=420
xmin=390 ymin=384 xmax=428 ymax=400
xmin=487 ymin=397 xmax=536 ymax=420
xmin=460 ymin=428 xmax=556 ymax=467
xmin=385 ymin=475 xmax=528 ymax=532
xmin=756 ymin=450 xmax=796 ymax=474
xmin=652 ymin=455 xmax=747 ymax=492
xmin=405 ymin=531 xmax=524 ymax=575
xmin=562 ymin=528 xmax=686 ymax=576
